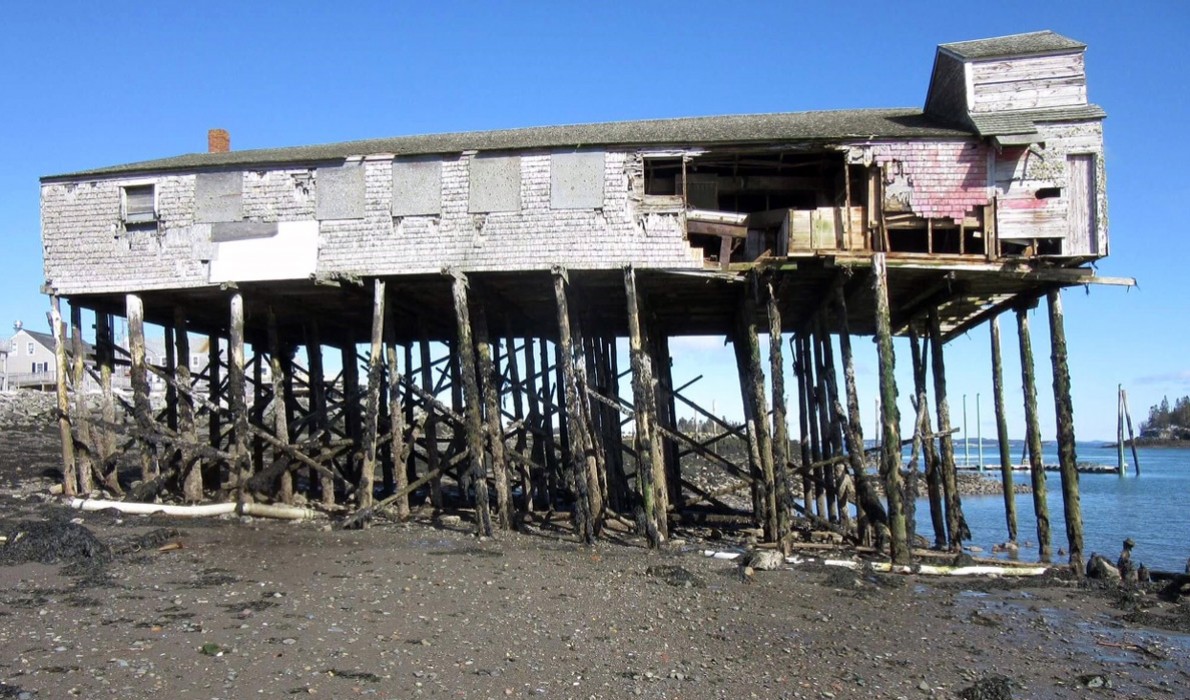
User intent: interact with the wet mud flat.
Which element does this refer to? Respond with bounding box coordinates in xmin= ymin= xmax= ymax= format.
xmin=1 ymin=415 xmax=1189 ymax=698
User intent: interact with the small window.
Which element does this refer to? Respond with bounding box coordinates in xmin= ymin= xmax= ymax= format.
xmin=26 ymin=342 xmax=34 ymax=356
xmin=122 ymin=184 xmax=157 ymax=223
xmin=1035 ymin=187 xmax=1062 ymax=199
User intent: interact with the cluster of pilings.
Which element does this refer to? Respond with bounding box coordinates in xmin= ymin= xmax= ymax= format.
xmin=48 ymin=257 xmax=1087 ymax=572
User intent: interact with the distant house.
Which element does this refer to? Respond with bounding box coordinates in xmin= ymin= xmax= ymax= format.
xmin=4 ymin=327 xmax=69 ymax=390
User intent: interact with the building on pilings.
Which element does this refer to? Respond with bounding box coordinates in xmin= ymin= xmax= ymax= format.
xmin=39 ymin=31 xmax=1130 ymax=557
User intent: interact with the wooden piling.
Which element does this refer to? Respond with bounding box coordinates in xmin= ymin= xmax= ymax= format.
xmin=872 ymin=254 xmax=909 ymax=564
xmin=733 ymin=279 xmax=778 ymax=540
xmin=176 ymin=307 xmax=201 ymax=502
xmin=522 ymin=337 xmax=543 ymax=512
xmin=1047 ymin=289 xmax=1084 ymax=575
xmin=386 ymin=306 xmax=410 ymax=519
xmin=206 ymin=331 xmax=223 ymax=493
xmin=268 ymin=307 xmax=294 ymax=505
xmin=418 ymin=321 xmax=444 ymax=509
xmin=766 ymin=275 xmax=792 ymax=537
xmin=793 ymin=334 xmax=814 ymax=515
xmin=1016 ymin=305 xmax=1051 ymax=560
xmin=127 ymin=293 xmax=156 ymax=483
xmin=51 ymin=296 xmax=77 ymax=496
xmin=358 ymin=280 xmax=386 ymax=511
xmin=816 ymin=315 xmax=846 ymax=523
xmin=472 ymin=297 xmax=512 ymax=529
xmin=306 ymin=323 xmax=334 ymax=506
xmin=989 ymin=315 xmax=1018 ymax=543
xmin=624 ymin=266 xmax=662 ymax=546
xmin=928 ymin=306 xmax=968 ymax=550
xmin=341 ymin=343 xmax=363 ymax=487
xmin=810 ymin=322 xmax=837 ymax=522
xmin=228 ymin=292 xmax=250 ymax=501
xmin=69 ymin=304 xmax=94 ymax=494
xmin=553 ymin=269 xmax=595 ymax=543
xmin=451 ymin=273 xmax=494 ymax=537
xmin=910 ymin=329 xmax=946 ymax=549
xmin=1121 ymin=389 xmax=1141 ymax=476
xmin=95 ymin=313 xmax=118 ymax=491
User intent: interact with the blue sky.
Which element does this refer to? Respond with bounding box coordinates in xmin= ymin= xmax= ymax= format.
xmin=1 ymin=1 xmax=1187 ymax=441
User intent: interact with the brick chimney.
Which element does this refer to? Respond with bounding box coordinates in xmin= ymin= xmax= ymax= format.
xmin=208 ymin=128 xmax=230 ymax=153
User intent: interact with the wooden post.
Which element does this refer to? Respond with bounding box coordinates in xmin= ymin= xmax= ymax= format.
xmin=95 ymin=313 xmax=118 ymax=491
xmin=207 ymin=332 xmax=223 ymax=493
xmin=359 ymin=280 xmax=386 ymax=511
xmin=1016 ymin=305 xmax=1051 ymax=560
xmin=69 ymin=304 xmax=94 ymax=494
xmin=990 ymin=316 xmax=1018 ymax=543
xmin=553 ymin=270 xmax=598 ymax=542
xmin=653 ymin=332 xmax=682 ymax=513
xmin=801 ymin=334 xmax=826 ymax=519
xmin=811 ymin=323 xmax=837 ymax=522
xmin=472 ymin=297 xmax=512 ymax=529
xmin=385 ymin=304 xmax=410 ymax=519
xmin=306 ymin=323 xmax=334 ymax=506
xmin=164 ymin=324 xmax=178 ymax=438
xmin=733 ymin=279 xmax=778 ymax=541
xmin=910 ymin=329 xmax=946 ymax=549
xmin=268 ymin=307 xmax=294 ymax=505
xmin=793 ymin=334 xmax=814 ymax=515
xmin=251 ymin=350 xmax=265 ymax=477
xmin=766 ymin=275 xmax=792 ymax=537
xmin=1117 ymin=385 xmax=1125 ymax=476
xmin=928 ymin=306 xmax=967 ymax=551
xmin=624 ymin=266 xmax=662 ymax=546
xmin=451 ymin=273 xmax=494 ymax=537
xmin=832 ymin=286 xmax=886 ymax=542
xmin=816 ymin=315 xmax=846 ymax=523
xmin=872 ymin=254 xmax=909 ymax=564
xmin=51 ymin=296 xmax=77 ymax=496
xmin=522 ymin=337 xmax=543 ymax=512
xmin=418 ymin=322 xmax=444 ymax=509
xmin=228 ymin=292 xmax=250 ymax=502
xmin=341 ymin=343 xmax=362 ymax=488
xmin=176 ymin=307 xmax=201 ymax=502
xmin=567 ymin=300 xmax=607 ymax=533
xmin=1047 ymin=290 xmax=1084 ymax=576
xmin=126 ymin=293 xmax=156 ymax=484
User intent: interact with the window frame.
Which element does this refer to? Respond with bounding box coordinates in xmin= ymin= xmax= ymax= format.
xmin=120 ymin=180 xmax=159 ymax=224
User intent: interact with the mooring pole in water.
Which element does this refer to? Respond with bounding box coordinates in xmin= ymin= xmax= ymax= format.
xmin=1016 ymin=304 xmax=1051 ymax=560
xmin=872 ymin=254 xmax=909 ymax=564
xmin=990 ymin=316 xmax=1017 ymax=544
xmin=1117 ymin=385 xmax=1126 ymax=476
xmin=977 ymin=393 xmax=983 ymax=472
xmin=1121 ymin=388 xmax=1141 ymax=476
xmin=1047 ymin=289 xmax=1084 ymax=576
xmin=963 ymin=394 xmax=969 ymax=470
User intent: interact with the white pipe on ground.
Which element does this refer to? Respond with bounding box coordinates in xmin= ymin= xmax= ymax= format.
xmin=67 ymin=498 xmax=319 ymax=521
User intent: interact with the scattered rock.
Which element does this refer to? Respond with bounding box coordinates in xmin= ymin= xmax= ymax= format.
xmin=957 ymin=674 xmax=1013 ymax=700
xmin=1087 ymin=554 xmax=1121 ymax=582
xmin=645 ymin=565 xmax=705 ymax=588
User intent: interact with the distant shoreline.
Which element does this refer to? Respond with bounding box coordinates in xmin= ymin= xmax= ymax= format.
xmin=1102 ymin=439 xmax=1190 ymax=449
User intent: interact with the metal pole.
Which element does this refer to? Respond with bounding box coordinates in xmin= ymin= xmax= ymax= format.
xmin=977 ymin=393 xmax=983 ymax=472
xmin=963 ymin=394 xmax=969 ymax=469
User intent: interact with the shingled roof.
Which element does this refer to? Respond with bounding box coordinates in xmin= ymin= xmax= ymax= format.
xmin=45 ymin=108 xmax=972 ymax=181
xmin=939 ymin=30 xmax=1085 ymax=61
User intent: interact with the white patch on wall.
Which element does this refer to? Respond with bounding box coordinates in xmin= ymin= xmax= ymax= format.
xmin=316 ymin=163 xmax=365 ymax=219
xmin=551 ymin=151 xmax=605 ymax=209
xmin=208 ymin=220 xmax=318 ymax=283
xmin=392 ymin=158 xmax=443 ymax=216
xmin=469 ymin=155 xmax=521 ymax=213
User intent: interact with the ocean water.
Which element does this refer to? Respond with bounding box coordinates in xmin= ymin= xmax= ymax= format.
xmin=908 ymin=441 xmax=1190 ymax=572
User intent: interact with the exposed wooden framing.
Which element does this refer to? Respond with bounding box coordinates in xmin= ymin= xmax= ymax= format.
xmin=765 ymin=274 xmax=792 ymax=537
xmin=450 ymin=272 xmax=494 ymax=537
xmin=268 ymin=306 xmax=294 ymax=505
xmin=553 ymin=269 xmax=599 ymax=542
xmin=306 ymin=322 xmax=334 ymax=507
xmin=69 ymin=304 xmax=94 ymax=495
xmin=989 ymin=315 xmax=1018 ymax=543
xmin=176 ymin=306 xmax=201 ymax=502
xmin=358 ymin=280 xmax=386 ymax=511
xmin=51 ymin=296 xmax=77 ymax=496
xmin=624 ymin=266 xmax=662 ymax=546
xmin=733 ymin=277 xmax=778 ymax=540
xmin=872 ymin=254 xmax=909 ymax=564
xmin=927 ymin=306 xmax=967 ymax=551
xmin=1016 ymin=305 xmax=1051 ymax=559
xmin=126 ymin=293 xmax=156 ymax=483
xmin=1047 ymin=290 xmax=1084 ymax=575
xmin=910 ymin=329 xmax=946 ymax=549
xmin=228 ymin=292 xmax=250 ymax=502
xmin=472 ymin=296 xmax=512 ymax=530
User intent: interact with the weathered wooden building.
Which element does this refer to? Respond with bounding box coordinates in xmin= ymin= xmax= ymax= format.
xmin=39 ymin=31 xmax=1128 ymax=566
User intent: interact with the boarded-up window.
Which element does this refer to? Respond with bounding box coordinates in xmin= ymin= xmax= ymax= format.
xmin=1066 ymin=153 xmax=1098 ymax=255
xmin=392 ymin=158 xmax=442 ymax=216
xmin=195 ymin=172 xmax=243 ymax=223
xmin=316 ymin=163 xmax=366 ymax=220
xmin=550 ymin=152 xmax=604 ymax=209
xmin=122 ymin=184 xmax=156 ymax=223
xmin=469 ymin=155 xmax=521 ymax=213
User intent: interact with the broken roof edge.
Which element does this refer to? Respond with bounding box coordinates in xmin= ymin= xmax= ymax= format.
xmin=42 ymin=107 xmax=975 ymax=183
xmin=938 ymin=30 xmax=1085 ymax=61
